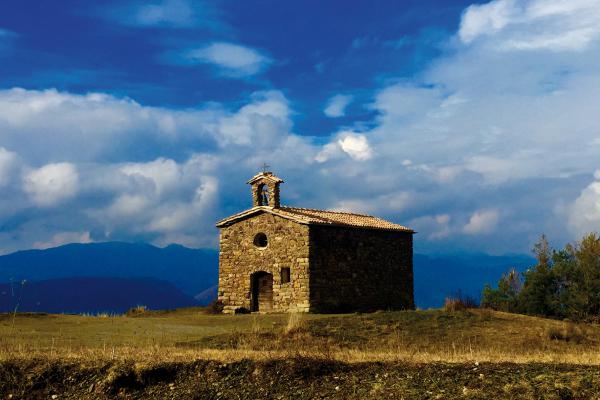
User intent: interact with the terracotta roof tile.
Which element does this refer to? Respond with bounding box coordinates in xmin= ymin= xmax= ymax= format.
xmin=216 ymin=206 xmax=413 ymax=232
xmin=279 ymin=207 xmax=413 ymax=231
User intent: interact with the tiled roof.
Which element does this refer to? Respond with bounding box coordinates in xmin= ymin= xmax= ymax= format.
xmin=216 ymin=206 xmax=414 ymax=232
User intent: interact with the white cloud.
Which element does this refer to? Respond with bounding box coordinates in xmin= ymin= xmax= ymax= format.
xmin=459 ymin=0 xmax=600 ymax=51
xmin=0 ymin=88 xmax=292 ymax=164
xmin=324 ymin=94 xmax=353 ymax=118
xmin=0 ymin=88 xmax=176 ymax=163
xmin=134 ymin=0 xmax=195 ymax=27
xmin=338 ymin=132 xmax=373 ymax=161
xmin=33 ymin=231 xmax=92 ymax=250
xmin=146 ymin=176 xmax=218 ymax=233
xmin=463 ymin=209 xmax=500 ymax=235
xmin=568 ymin=171 xmax=600 ymax=235
xmin=5 ymin=0 xmax=600 ymax=255
xmin=107 ymin=194 xmax=149 ymax=217
xmin=0 ymin=147 xmax=17 ymax=187
xmin=464 ymin=156 xmax=525 ymax=184
xmin=0 ymin=86 xmax=306 ymax=252
xmin=216 ymin=91 xmax=290 ymax=146
xmin=23 ymin=163 xmax=79 ymax=207
xmin=315 ymin=142 xmax=341 ymax=163
xmin=317 ymin=131 xmax=373 ymax=162
xmin=410 ymin=214 xmax=452 ymax=240
xmin=330 ymin=0 xmax=600 ymax=249
xmin=441 ymin=166 xmax=465 ymax=183
xmin=459 ymin=0 xmax=517 ymax=43
xmin=184 ymin=42 xmax=271 ymax=77
xmin=121 ymin=158 xmax=182 ymax=196
xmin=108 ymin=0 xmax=220 ymax=29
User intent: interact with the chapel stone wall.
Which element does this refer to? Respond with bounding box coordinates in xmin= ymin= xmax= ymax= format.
xmin=218 ymin=212 xmax=310 ymax=313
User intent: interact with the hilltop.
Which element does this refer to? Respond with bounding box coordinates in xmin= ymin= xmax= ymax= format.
xmin=1 ymin=308 xmax=599 ymax=398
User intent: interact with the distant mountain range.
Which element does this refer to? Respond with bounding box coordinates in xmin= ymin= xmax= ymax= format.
xmin=0 ymin=277 xmax=198 ymax=314
xmin=0 ymin=242 xmax=536 ymax=313
xmin=0 ymin=242 xmax=218 ymax=313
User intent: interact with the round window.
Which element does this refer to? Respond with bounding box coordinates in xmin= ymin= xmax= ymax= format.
xmin=253 ymin=233 xmax=268 ymax=248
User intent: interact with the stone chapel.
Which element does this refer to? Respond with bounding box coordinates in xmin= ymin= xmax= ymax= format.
xmin=216 ymin=170 xmax=415 ymax=313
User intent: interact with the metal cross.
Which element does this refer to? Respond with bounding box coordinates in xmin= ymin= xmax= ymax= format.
xmin=261 ymin=162 xmax=270 ymax=173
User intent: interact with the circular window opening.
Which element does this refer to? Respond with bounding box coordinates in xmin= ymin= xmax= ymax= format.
xmin=253 ymin=233 xmax=268 ymax=248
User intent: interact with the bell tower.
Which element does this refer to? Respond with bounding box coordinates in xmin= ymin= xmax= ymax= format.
xmin=247 ymin=168 xmax=283 ymax=208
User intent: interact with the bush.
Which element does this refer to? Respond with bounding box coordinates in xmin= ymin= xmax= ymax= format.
xmin=547 ymin=322 xmax=586 ymax=344
xmin=125 ymin=305 xmax=147 ymax=316
xmin=205 ymin=299 xmax=224 ymax=314
xmin=444 ymin=294 xmax=477 ymax=312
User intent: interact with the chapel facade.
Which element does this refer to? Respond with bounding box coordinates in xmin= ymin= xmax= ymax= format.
xmin=216 ymin=171 xmax=415 ymax=313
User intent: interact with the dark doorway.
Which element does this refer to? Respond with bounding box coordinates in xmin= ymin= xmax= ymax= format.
xmin=251 ymin=271 xmax=273 ymax=312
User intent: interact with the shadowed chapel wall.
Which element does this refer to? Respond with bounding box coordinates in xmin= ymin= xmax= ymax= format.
xmin=308 ymin=226 xmax=414 ymax=312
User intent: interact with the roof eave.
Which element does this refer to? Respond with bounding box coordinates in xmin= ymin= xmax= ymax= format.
xmin=308 ymin=222 xmax=415 ymax=233
xmin=217 ymin=212 xmax=414 ymax=233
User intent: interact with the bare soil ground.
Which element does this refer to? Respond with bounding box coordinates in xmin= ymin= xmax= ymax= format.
xmin=2 ymin=358 xmax=600 ymax=399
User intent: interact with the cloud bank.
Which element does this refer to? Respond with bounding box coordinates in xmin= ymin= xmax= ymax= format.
xmin=459 ymin=0 xmax=600 ymax=51
xmin=2 ymin=0 xmax=600 ymax=256
xmin=0 ymin=88 xmax=309 ymax=253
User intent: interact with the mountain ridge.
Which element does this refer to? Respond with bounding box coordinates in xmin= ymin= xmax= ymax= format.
xmin=0 ymin=241 xmax=536 ymax=311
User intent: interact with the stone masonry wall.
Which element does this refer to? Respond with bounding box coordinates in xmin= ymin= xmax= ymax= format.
xmin=217 ymin=212 xmax=310 ymax=313
xmin=309 ymin=226 xmax=414 ymax=312
xmin=251 ymin=181 xmax=280 ymax=208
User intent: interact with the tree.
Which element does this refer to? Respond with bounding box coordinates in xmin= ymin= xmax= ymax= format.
xmin=551 ymin=248 xmax=585 ymax=320
xmin=482 ymin=232 xmax=600 ymax=321
xmin=575 ymin=233 xmax=600 ymax=319
xmin=481 ymin=268 xmax=521 ymax=312
xmin=513 ymin=235 xmax=558 ymax=316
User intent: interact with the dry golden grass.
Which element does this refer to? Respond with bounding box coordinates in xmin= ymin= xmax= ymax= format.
xmin=3 ymin=343 xmax=600 ymax=365
xmin=1 ymin=308 xmax=600 ymax=365
xmin=282 ymin=312 xmax=305 ymax=335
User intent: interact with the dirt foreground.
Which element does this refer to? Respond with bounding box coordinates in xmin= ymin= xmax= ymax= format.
xmin=1 ymin=358 xmax=599 ymax=400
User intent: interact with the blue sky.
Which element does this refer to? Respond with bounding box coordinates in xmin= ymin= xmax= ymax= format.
xmin=1 ymin=0 xmax=600 ymax=255
xmin=0 ymin=0 xmax=478 ymax=135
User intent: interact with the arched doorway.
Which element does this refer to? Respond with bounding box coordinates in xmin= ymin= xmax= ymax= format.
xmin=250 ymin=271 xmax=273 ymax=312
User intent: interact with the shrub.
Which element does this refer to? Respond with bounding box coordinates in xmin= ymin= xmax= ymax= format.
xmin=125 ymin=305 xmax=147 ymax=316
xmin=444 ymin=294 xmax=477 ymax=312
xmin=205 ymin=300 xmax=224 ymax=314
xmin=547 ymin=322 xmax=586 ymax=344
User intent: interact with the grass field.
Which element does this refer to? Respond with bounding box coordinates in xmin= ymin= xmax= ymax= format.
xmin=2 ymin=308 xmax=600 ymax=398
xmin=2 ymin=308 xmax=600 ymax=363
